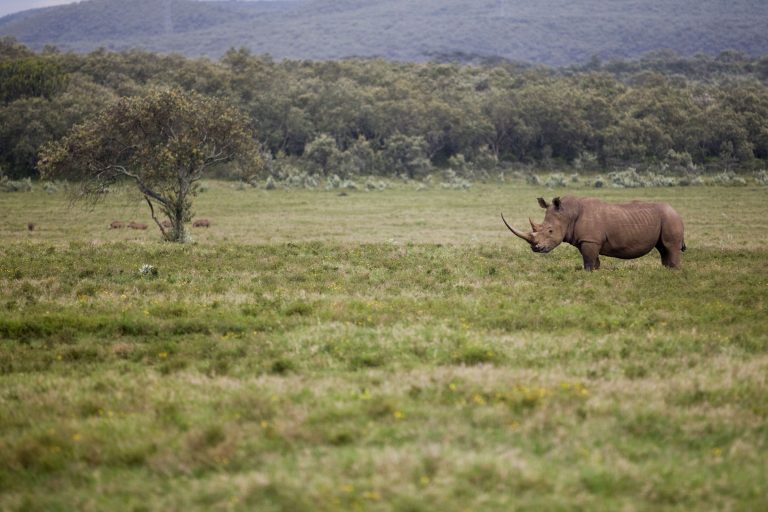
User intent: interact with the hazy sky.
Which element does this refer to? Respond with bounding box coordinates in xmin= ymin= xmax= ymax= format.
xmin=0 ymin=1 xmax=76 ymax=18
xmin=0 ymin=0 xmax=280 ymax=18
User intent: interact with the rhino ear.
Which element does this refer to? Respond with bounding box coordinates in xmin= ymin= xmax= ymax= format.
xmin=537 ymin=197 xmax=549 ymax=209
xmin=553 ymin=197 xmax=562 ymax=210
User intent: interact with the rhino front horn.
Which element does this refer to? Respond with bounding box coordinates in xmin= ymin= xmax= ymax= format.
xmin=501 ymin=213 xmax=534 ymax=244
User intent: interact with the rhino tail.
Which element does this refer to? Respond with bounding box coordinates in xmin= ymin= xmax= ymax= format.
xmin=682 ymin=240 xmax=687 ymax=252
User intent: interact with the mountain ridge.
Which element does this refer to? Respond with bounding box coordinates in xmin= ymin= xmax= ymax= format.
xmin=1 ymin=0 xmax=767 ymax=66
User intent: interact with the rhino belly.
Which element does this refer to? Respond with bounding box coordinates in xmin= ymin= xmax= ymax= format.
xmin=599 ymin=227 xmax=660 ymax=259
xmin=600 ymin=243 xmax=655 ymax=259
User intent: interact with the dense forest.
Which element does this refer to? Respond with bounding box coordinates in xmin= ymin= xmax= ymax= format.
xmin=2 ymin=37 xmax=768 ymax=184
xmin=1 ymin=0 xmax=768 ymax=66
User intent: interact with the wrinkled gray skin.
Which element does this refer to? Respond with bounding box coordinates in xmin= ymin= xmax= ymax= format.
xmin=502 ymin=196 xmax=686 ymax=271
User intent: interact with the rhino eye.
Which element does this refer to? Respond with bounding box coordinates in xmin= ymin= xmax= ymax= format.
xmin=548 ymin=229 xmax=553 ymax=234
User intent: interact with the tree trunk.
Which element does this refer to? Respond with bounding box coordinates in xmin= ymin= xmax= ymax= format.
xmin=171 ymin=202 xmax=186 ymax=243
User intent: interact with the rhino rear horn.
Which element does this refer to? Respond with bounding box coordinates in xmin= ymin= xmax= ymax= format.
xmin=501 ymin=213 xmax=534 ymax=244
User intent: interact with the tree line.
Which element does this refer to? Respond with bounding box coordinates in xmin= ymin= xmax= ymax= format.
xmin=2 ymin=38 xmax=768 ymax=181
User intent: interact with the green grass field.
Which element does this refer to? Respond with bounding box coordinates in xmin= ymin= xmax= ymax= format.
xmin=1 ymin=181 xmax=767 ymax=511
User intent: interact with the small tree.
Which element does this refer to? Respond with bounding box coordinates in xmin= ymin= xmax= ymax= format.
xmin=382 ymin=133 xmax=432 ymax=179
xmin=303 ymin=133 xmax=339 ymax=175
xmin=38 ymin=87 xmax=260 ymax=242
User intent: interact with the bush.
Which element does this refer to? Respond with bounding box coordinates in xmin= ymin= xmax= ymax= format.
xmin=441 ymin=169 xmax=471 ymax=189
xmin=325 ymin=174 xmax=342 ymax=190
xmin=644 ymin=173 xmax=678 ymax=187
xmin=525 ymin=173 xmax=541 ymax=186
xmin=324 ymin=174 xmax=358 ymax=191
xmin=677 ymin=175 xmax=704 ymax=186
xmin=365 ymin=178 xmax=388 ymax=191
xmin=304 ymin=134 xmax=340 ymax=175
xmin=383 ymin=133 xmax=432 ymax=179
xmin=609 ymin=167 xmax=644 ymax=188
xmin=573 ymin=151 xmax=598 ymax=171
xmin=471 ymin=146 xmax=499 ymax=171
xmin=447 ymin=154 xmax=469 ymax=174
xmin=0 ymin=175 xmax=33 ymax=192
xmin=264 ymin=155 xmax=323 ymax=189
xmin=710 ymin=170 xmax=747 ymax=186
xmin=346 ymin=137 xmax=381 ymax=176
xmin=544 ymin=173 xmax=567 ymax=188
xmin=42 ymin=181 xmax=61 ymax=193
xmin=664 ymin=149 xmax=697 ymax=174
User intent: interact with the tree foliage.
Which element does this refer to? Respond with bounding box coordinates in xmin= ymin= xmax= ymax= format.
xmin=0 ymin=41 xmax=766 ymax=183
xmin=0 ymin=56 xmax=67 ymax=104
xmin=38 ymin=88 xmax=260 ymax=241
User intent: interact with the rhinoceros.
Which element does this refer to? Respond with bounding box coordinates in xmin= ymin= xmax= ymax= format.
xmin=501 ymin=196 xmax=686 ymax=270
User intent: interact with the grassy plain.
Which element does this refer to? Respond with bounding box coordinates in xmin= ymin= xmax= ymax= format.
xmin=1 ymin=181 xmax=767 ymax=511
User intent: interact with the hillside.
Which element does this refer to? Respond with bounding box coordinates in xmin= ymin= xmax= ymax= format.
xmin=1 ymin=0 xmax=767 ymax=66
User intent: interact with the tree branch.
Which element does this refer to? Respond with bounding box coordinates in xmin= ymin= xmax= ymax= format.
xmin=104 ymin=164 xmax=174 ymax=211
xmin=145 ymin=196 xmax=170 ymax=240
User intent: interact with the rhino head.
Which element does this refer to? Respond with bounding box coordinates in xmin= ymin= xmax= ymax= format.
xmin=501 ymin=197 xmax=567 ymax=253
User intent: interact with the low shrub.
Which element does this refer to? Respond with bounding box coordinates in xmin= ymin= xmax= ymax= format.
xmin=441 ymin=169 xmax=471 ymax=190
xmin=544 ymin=173 xmax=567 ymax=188
xmin=710 ymin=170 xmax=747 ymax=186
xmin=0 ymin=175 xmax=33 ymax=192
xmin=609 ymin=168 xmax=644 ymax=188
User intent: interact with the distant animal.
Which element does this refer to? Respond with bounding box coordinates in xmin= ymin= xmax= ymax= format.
xmin=192 ymin=219 xmax=210 ymax=228
xmin=502 ymin=196 xmax=686 ymax=270
xmin=109 ymin=220 xmax=125 ymax=229
xmin=161 ymin=220 xmax=172 ymax=229
xmin=27 ymin=222 xmax=36 ymax=231
xmin=127 ymin=221 xmax=148 ymax=230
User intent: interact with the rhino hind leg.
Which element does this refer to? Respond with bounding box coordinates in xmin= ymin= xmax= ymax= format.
xmin=664 ymin=249 xmax=682 ymax=269
xmin=656 ymin=242 xmax=682 ymax=269
xmin=658 ymin=211 xmax=685 ymax=268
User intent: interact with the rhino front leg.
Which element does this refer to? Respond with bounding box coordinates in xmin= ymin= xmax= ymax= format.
xmin=579 ymin=242 xmax=601 ymax=271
